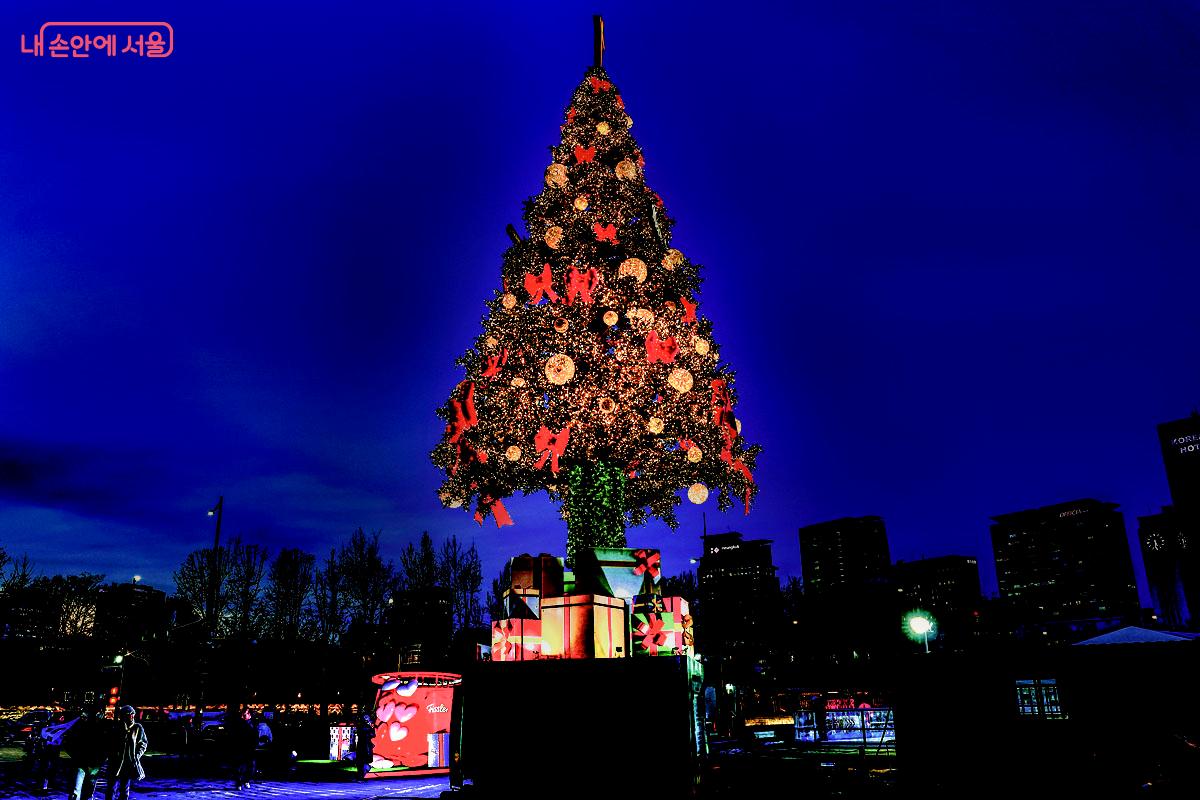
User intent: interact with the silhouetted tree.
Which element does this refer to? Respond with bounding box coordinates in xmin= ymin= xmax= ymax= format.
xmin=173 ymin=538 xmax=267 ymax=639
xmin=340 ymin=528 xmax=394 ymax=628
xmin=264 ymin=548 xmax=315 ymax=641
xmin=0 ymin=546 xmax=34 ymax=596
xmin=173 ymin=546 xmax=231 ymax=637
xmin=224 ymin=539 xmax=269 ymax=638
xmin=399 ymin=532 xmax=438 ymax=592
xmin=438 ymin=536 xmax=483 ymax=632
xmin=486 ymin=561 xmax=512 ymax=621
xmin=313 ymin=547 xmax=345 ymax=645
xmin=48 ymin=573 xmax=105 ymax=637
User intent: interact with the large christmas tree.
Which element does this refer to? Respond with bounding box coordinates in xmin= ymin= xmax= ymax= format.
xmin=433 ymin=28 xmax=760 ymax=564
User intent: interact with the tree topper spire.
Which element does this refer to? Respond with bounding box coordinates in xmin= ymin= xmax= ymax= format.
xmin=593 ymin=15 xmax=605 ymax=68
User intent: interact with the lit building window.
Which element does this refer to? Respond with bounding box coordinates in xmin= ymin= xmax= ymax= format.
xmin=1015 ymin=678 xmax=1066 ymax=719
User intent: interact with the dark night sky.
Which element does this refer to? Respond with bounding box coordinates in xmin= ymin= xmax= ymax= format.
xmin=2 ymin=2 xmax=1198 ymax=603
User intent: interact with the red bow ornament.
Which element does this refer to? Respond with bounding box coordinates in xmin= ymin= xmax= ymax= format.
xmin=524 ymin=264 xmax=559 ymax=304
xmin=533 ymin=425 xmax=570 ymax=474
xmin=475 ymin=495 xmax=514 ymax=528
xmin=680 ymin=296 xmax=697 ymax=324
xmin=565 ymin=267 xmax=600 ymax=306
xmin=481 ymin=348 xmax=508 ymax=379
xmin=589 ymin=76 xmax=613 ymax=93
xmin=573 ymin=145 xmax=596 ymax=164
xmin=446 ymin=381 xmax=477 ymax=444
xmin=566 ymin=107 xmax=577 ymax=124
xmin=593 ymin=223 xmax=619 ymax=244
xmin=645 ymin=331 xmax=679 ymax=364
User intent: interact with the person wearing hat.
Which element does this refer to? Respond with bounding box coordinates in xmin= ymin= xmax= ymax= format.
xmin=105 ymin=706 xmax=147 ymax=800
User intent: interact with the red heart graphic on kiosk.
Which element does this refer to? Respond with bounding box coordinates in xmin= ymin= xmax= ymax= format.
xmin=396 ymin=703 xmax=418 ymax=723
xmin=377 ymin=701 xmax=395 ymax=723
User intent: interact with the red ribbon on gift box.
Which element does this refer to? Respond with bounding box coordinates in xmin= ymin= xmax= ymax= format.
xmin=636 ymin=614 xmax=669 ymax=655
xmin=631 ymin=549 xmax=661 ymax=580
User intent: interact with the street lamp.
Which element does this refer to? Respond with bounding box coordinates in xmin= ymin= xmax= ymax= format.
xmin=903 ymin=610 xmax=936 ymax=654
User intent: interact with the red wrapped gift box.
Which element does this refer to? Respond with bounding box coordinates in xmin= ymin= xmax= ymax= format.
xmin=491 ymin=618 xmax=541 ymax=661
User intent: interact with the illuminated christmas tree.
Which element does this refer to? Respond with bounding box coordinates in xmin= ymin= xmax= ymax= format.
xmin=432 ymin=22 xmax=760 ymax=565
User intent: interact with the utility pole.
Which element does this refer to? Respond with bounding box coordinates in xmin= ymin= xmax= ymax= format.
xmin=207 ymin=496 xmax=224 ymax=638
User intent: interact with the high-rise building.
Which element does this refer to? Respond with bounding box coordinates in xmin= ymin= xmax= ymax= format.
xmin=1158 ymin=413 xmax=1200 ymax=522
xmin=696 ymin=532 xmax=779 ymax=659
xmin=1156 ymin=414 xmax=1200 ymax=630
xmin=1138 ymin=507 xmax=1193 ymax=628
xmin=94 ymin=581 xmax=169 ymax=644
xmin=990 ymin=499 xmax=1140 ymax=620
xmin=798 ymin=516 xmax=891 ymax=595
xmin=894 ymin=555 xmax=982 ymax=613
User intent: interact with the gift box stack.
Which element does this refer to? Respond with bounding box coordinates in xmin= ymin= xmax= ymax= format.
xmin=631 ymin=595 xmax=694 ymax=658
xmin=490 ymin=554 xmax=562 ymax=661
xmin=490 ymin=546 xmax=694 ymax=661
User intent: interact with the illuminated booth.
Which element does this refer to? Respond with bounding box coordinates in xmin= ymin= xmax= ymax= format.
xmin=365 ymin=671 xmax=461 ymax=777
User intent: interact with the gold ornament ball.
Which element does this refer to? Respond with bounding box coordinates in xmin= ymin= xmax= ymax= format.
xmin=624 ymin=115 xmax=633 ymax=129
xmin=439 ymin=491 xmax=463 ymax=509
xmin=668 ymin=368 xmax=694 ymax=394
xmin=501 ymin=293 xmax=517 ymax=310
xmin=648 ymin=416 xmax=664 ymax=434
xmin=598 ymin=397 xmax=616 ymax=414
xmin=662 ymin=248 xmax=684 ymax=270
xmin=687 ymin=483 xmax=709 ymax=505
xmin=694 ymin=338 xmax=710 ymax=355
xmin=545 ymin=353 xmax=576 ymax=385
xmin=602 ymin=310 xmax=619 ymax=326
xmin=574 ymin=195 xmax=589 ymax=212
xmin=615 ymin=159 xmax=637 ymax=180
xmin=505 ymin=446 xmax=522 ymax=462
xmin=596 ymin=121 xmax=611 ymax=135
xmin=544 ymin=226 xmax=563 ymax=249
xmin=619 ymin=257 xmax=647 ymax=283
xmin=545 ymin=163 xmax=568 ymax=188
xmin=553 ymin=318 xmax=569 ymax=333
xmin=687 ymin=446 xmax=703 ymax=463
xmin=736 ymin=418 xmax=742 ymax=434
xmin=511 ymin=376 xmax=526 ymax=388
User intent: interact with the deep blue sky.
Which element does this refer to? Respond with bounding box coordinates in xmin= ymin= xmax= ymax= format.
xmin=2 ymin=2 xmax=1198 ymax=602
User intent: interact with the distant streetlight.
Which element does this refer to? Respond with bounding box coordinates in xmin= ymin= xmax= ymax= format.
xmin=903 ymin=610 xmax=936 ymax=654
xmin=132 ymin=575 xmax=141 ymax=584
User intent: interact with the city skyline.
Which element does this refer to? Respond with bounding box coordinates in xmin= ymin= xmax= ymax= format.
xmin=2 ymin=3 xmax=1198 ymax=601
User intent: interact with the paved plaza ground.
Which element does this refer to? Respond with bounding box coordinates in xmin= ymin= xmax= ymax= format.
xmin=0 ymin=748 xmax=451 ymax=800
xmin=0 ymin=773 xmax=450 ymax=800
